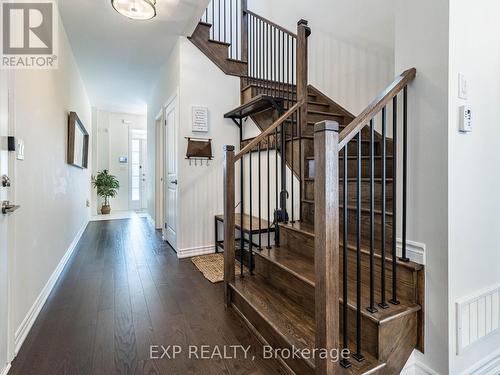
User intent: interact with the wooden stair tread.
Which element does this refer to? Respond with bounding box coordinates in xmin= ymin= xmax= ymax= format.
xmin=280 ymin=222 xmax=423 ymax=272
xmin=224 ymin=94 xmax=283 ymax=119
xmin=308 ymin=109 xmax=345 ymax=117
xmin=231 ymin=275 xmax=386 ymax=373
xmin=256 ymin=246 xmax=420 ymax=324
xmin=216 ymin=214 xmax=271 ymax=233
xmin=208 ymin=38 xmax=231 ymax=47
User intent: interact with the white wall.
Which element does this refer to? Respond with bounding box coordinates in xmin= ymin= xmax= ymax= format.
xmin=395 ymin=0 xmax=450 ymax=373
xmin=448 ymin=1 xmax=500 ymax=373
xmin=248 ymin=0 xmax=395 ymax=115
xmin=176 ymin=37 xmax=241 ymax=256
xmin=11 ymin=11 xmax=92 ymax=352
xmin=92 ymin=110 xmax=146 ymax=213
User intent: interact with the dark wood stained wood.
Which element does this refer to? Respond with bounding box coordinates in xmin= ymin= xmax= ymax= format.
xmin=230 ymin=275 xmax=386 ymax=375
xmin=223 ymin=146 xmax=236 ymax=307
xmin=189 ymin=22 xmax=247 ymax=77
xmin=339 ymin=69 xmax=416 ymax=149
xmin=314 ymin=121 xmax=341 ymax=374
xmin=8 ymin=219 xmax=285 ymax=375
xmin=224 ymin=94 xmax=283 ymax=119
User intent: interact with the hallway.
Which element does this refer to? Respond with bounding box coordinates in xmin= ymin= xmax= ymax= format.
xmin=8 ymin=219 xmax=284 ymax=375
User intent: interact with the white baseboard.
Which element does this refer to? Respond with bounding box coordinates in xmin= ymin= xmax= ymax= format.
xmin=0 ymin=364 xmax=11 ymax=375
xmin=459 ymin=346 xmax=500 ymax=375
xmin=13 ymin=220 xmax=88 ymax=355
xmin=397 ymin=238 xmax=426 ymax=265
xmin=177 ymin=245 xmax=215 ymax=259
xmin=400 ymin=351 xmax=440 ymax=375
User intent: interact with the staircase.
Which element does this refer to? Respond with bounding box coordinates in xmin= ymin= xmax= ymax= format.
xmin=190 ymin=2 xmax=423 ymax=374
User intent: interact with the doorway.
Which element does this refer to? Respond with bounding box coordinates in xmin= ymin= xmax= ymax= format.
xmin=155 ymin=111 xmax=164 ymax=229
xmin=129 ymin=129 xmax=147 ymax=211
xmin=0 ymin=70 xmax=15 ymax=373
xmin=163 ymin=94 xmax=178 ymax=250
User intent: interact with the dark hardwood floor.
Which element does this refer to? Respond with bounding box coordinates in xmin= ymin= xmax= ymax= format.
xmin=9 ymin=218 xmax=285 ymax=375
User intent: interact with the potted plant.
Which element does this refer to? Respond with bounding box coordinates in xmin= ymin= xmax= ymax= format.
xmin=92 ymin=170 xmax=119 ymax=215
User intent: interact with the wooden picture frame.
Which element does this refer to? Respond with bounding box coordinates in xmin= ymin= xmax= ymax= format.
xmin=67 ymin=111 xmax=89 ymax=169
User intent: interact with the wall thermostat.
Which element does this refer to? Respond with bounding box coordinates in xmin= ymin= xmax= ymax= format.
xmin=459 ymin=105 xmax=472 ymax=133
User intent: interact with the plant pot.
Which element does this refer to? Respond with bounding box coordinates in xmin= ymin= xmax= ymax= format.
xmin=101 ymin=205 xmax=111 ymax=215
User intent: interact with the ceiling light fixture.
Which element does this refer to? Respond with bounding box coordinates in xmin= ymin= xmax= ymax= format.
xmin=111 ymin=0 xmax=157 ymax=20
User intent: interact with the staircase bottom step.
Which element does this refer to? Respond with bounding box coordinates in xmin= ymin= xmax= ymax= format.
xmin=230 ymin=275 xmax=386 ymax=374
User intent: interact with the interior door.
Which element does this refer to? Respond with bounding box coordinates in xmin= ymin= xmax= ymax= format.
xmin=163 ymin=98 xmax=177 ymax=248
xmin=0 ymin=70 xmax=11 ymax=372
xmin=130 ymin=133 xmax=147 ymax=212
xmin=140 ymin=139 xmax=148 ymax=211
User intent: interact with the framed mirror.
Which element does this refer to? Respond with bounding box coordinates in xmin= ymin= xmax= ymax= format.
xmin=67 ymin=112 xmax=89 ymax=169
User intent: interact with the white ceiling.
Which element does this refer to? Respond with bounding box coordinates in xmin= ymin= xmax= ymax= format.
xmin=58 ymin=0 xmax=208 ymax=114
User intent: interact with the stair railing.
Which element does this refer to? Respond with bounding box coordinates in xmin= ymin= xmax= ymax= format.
xmin=223 ymin=100 xmax=304 ymax=306
xmin=314 ymin=68 xmax=416 ymax=373
xmin=201 ymin=0 xmax=246 ymax=60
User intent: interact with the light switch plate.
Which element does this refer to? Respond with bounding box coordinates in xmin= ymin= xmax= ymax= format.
xmin=459 ymin=105 xmax=472 ymax=132
xmin=458 ymin=73 xmax=468 ymax=99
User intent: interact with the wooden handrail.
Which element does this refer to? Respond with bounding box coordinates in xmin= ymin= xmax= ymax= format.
xmin=234 ymin=100 xmax=304 ymax=161
xmin=244 ymin=9 xmax=297 ymax=38
xmin=338 ymin=68 xmax=416 ymax=150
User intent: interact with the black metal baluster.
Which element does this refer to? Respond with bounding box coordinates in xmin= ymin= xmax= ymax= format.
xmin=290 ymin=36 xmax=295 ymax=222
xmin=211 ymin=0 xmax=215 ymax=39
xmin=401 ymin=87 xmax=410 ymax=262
xmin=367 ymin=119 xmax=378 ymax=314
xmin=353 ymin=132 xmax=364 ymax=362
xmin=258 ymin=142 xmax=262 ymax=250
xmin=229 ymin=0 xmax=232 ymax=59
xmin=240 ymin=120 xmax=244 ymax=277
xmin=275 ymin=127 xmax=279 ymax=246
xmin=267 ymin=135 xmax=271 ymax=249
xmin=218 ymin=0 xmax=221 ymax=40
xmin=249 ymin=150 xmax=253 ymax=274
xmin=379 ymin=107 xmax=389 ymax=309
xmin=341 ymin=146 xmax=352 ymax=369
xmin=390 ymin=96 xmax=401 ymax=304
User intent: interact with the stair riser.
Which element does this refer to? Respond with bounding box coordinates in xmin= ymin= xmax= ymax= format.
xmin=300 ymin=201 xmax=394 ymax=249
xmin=281 ymin=225 xmax=315 ymax=260
xmin=304 ymin=180 xmax=394 ymax=211
xmin=308 ymin=102 xmax=332 ymax=112
xmin=230 ymin=287 xmax=315 ymax=375
xmin=254 ymin=253 xmax=315 ymax=315
xmin=307 ymin=158 xmax=393 ymax=180
xmin=275 ymin=229 xmax=419 ymax=304
xmin=255 ymin=250 xmax=417 ymax=361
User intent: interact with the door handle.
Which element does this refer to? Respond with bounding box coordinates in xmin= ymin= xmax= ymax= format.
xmin=2 ymin=201 xmax=20 ymax=214
xmin=171 ymin=180 xmax=178 ymax=185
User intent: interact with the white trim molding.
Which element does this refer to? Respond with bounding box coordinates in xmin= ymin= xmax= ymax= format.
xmin=456 ymin=284 xmax=500 ymax=355
xmin=459 ymin=346 xmax=500 ymax=375
xmin=177 ymin=245 xmax=215 ymax=259
xmin=14 ymin=221 xmax=88 ymax=355
xmin=397 ymin=238 xmax=426 ymax=265
xmin=400 ymin=351 xmax=441 ymax=375
xmin=0 ymin=363 xmax=11 ymax=375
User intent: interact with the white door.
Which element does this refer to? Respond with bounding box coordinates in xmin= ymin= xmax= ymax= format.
xmin=130 ymin=135 xmax=147 ymax=211
xmin=154 ymin=115 xmax=164 ymax=229
xmin=140 ymin=139 xmax=148 ymax=210
xmin=0 ymin=70 xmax=13 ymax=372
xmin=163 ymin=97 xmax=177 ymax=248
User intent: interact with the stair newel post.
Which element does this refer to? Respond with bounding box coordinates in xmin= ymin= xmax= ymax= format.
xmin=314 ymin=121 xmax=341 ymax=375
xmin=297 ymin=19 xmax=310 ymax=222
xmin=223 ymin=145 xmax=236 ymax=308
xmin=241 ymin=0 xmax=248 ymax=63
